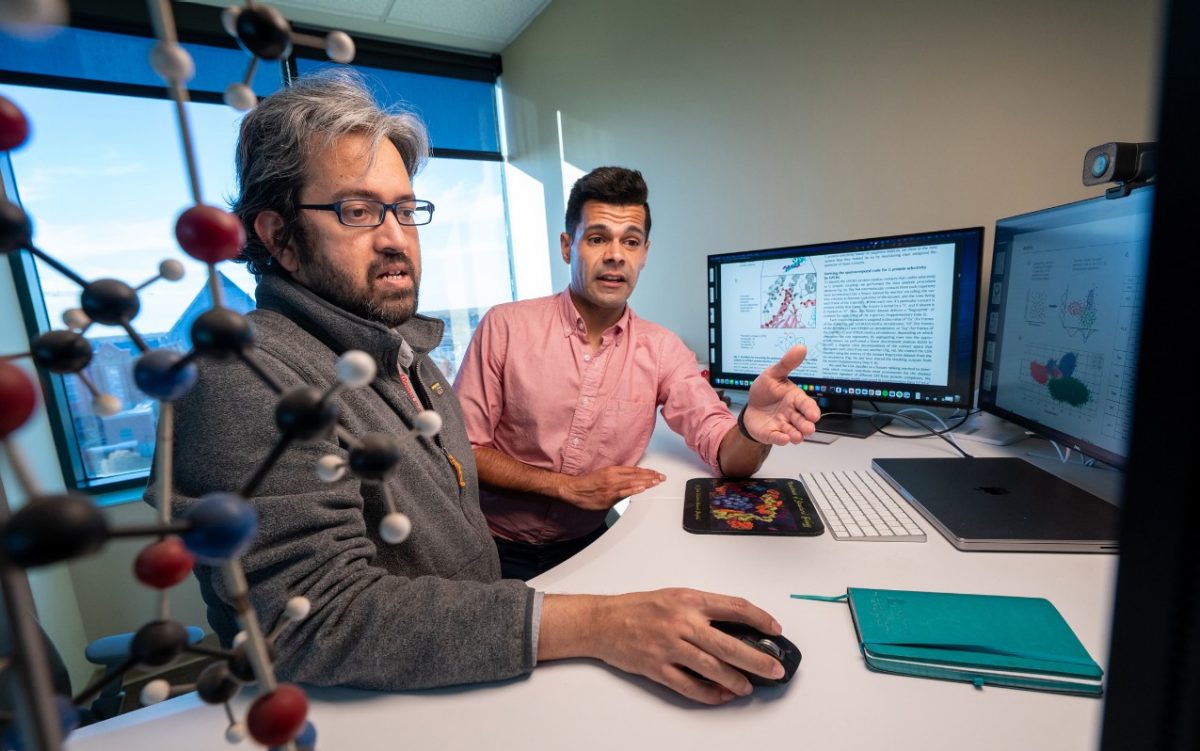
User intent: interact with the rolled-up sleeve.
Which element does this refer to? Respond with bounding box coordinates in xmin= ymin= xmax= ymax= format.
xmin=656 ymin=333 xmax=736 ymax=475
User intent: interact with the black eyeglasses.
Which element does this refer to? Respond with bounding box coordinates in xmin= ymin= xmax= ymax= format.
xmin=298 ymin=198 xmax=435 ymax=227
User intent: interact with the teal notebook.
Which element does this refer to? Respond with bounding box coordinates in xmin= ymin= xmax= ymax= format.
xmin=798 ymin=588 xmax=1104 ymax=695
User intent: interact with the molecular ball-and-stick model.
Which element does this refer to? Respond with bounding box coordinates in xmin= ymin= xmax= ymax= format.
xmin=1 ymin=2 xmax=429 ymax=750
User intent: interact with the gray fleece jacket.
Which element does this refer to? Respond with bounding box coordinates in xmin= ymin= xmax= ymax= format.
xmin=146 ymin=274 xmax=536 ymax=690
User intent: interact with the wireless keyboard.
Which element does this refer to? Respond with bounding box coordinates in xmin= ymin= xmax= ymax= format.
xmin=799 ymin=470 xmax=927 ymax=542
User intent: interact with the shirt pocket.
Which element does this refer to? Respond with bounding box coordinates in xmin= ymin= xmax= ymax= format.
xmin=596 ymin=397 xmax=655 ymax=461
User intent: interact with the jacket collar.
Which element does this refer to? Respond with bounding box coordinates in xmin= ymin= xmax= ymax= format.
xmin=254 ymin=273 xmax=444 ymax=375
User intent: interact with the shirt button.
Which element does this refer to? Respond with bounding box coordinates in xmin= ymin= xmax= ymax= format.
xmin=581 ymin=397 xmax=590 ymax=405
xmin=572 ymin=438 xmax=581 ymax=446
xmin=583 ymin=354 xmax=591 ymax=362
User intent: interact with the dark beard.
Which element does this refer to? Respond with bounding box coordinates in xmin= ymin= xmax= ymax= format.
xmin=360 ymin=278 xmax=419 ymax=327
xmin=292 ymin=222 xmax=419 ymax=328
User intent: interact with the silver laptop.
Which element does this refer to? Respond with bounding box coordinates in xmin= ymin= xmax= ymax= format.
xmin=870 ymin=457 xmax=1119 ymax=553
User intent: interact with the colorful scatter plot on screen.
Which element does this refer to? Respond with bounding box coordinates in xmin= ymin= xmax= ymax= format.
xmin=1029 ymin=351 xmax=1090 ymax=406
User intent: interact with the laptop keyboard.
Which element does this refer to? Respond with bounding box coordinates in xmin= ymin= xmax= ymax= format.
xmin=799 ymin=470 xmax=927 ymax=542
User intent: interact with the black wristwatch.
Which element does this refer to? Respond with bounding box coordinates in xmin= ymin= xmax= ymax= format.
xmin=737 ymin=408 xmax=765 ymax=445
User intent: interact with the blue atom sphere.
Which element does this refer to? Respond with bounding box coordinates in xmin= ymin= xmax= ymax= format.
xmin=272 ymin=721 xmax=317 ymax=751
xmin=182 ymin=492 xmax=258 ymax=564
xmin=133 ymin=349 xmax=198 ymax=402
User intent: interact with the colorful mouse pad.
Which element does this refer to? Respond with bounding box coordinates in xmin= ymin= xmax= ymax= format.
xmin=683 ymin=477 xmax=824 ymax=536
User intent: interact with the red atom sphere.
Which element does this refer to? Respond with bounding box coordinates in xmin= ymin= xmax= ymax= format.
xmin=0 ymin=360 xmax=38 ymax=438
xmin=247 ymin=683 xmax=309 ymax=746
xmin=175 ymin=205 xmax=246 ymax=264
xmin=0 ymin=96 xmax=30 ymax=151
xmin=133 ymin=536 xmax=197 ymax=589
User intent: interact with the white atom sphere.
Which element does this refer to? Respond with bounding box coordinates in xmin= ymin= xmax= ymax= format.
xmin=223 ymin=83 xmax=257 ymax=111
xmin=140 ymin=679 xmax=171 ymax=705
xmin=149 ymin=41 xmax=196 ymax=83
xmin=335 ymin=350 xmax=376 ymax=388
xmin=413 ymin=410 xmax=442 ymax=437
xmin=285 ymin=596 xmax=312 ymax=621
xmin=316 ymin=455 xmax=347 ymax=483
xmin=325 ymin=31 xmax=355 ymax=63
xmin=232 ymin=630 xmax=248 ymax=649
xmin=220 ymin=5 xmax=241 ymax=38
xmin=225 ymin=722 xmax=247 ymax=744
xmin=380 ymin=512 xmax=412 ymax=545
xmin=159 ymin=259 xmax=185 ymax=281
xmin=93 ymin=394 xmax=122 ymax=417
xmin=62 ymin=308 xmax=90 ymax=330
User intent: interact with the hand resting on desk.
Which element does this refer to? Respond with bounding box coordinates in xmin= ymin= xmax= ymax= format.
xmin=473 ymin=447 xmax=665 ymax=511
xmin=557 ymin=465 xmax=667 ymax=511
xmin=538 ymin=588 xmax=786 ymax=704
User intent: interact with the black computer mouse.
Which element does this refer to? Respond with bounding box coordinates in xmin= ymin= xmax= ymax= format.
xmin=711 ymin=620 xmax=802 ymax=686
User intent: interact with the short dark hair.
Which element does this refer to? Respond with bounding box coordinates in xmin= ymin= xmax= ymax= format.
xmin=564 ymin=166 xmax=651 ymax=240
xmin=232 ymin=69 xmax=430 ymax=279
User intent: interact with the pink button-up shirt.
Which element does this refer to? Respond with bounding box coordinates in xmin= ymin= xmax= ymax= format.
xmin=454 ymin=290 xmax=736 ymax=544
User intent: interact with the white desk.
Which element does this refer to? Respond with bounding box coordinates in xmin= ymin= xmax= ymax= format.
xmin=68 ymin=419 xmax=1120 ymax=751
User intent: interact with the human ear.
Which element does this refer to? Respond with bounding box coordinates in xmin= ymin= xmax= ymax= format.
xmin=559 ymin=231 xmax=572 ymax=264
xmin=254 ymin=210 xmax=299 ymax=273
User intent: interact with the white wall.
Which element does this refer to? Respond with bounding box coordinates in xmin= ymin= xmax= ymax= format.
xmin=500 ymin=0 xmax=1162 ymax=356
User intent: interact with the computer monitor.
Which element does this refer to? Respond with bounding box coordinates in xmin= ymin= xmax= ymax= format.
xmin=977 ymin=186 xmax=1153 ymax=469
xmin=707 ymin=227 xmax=984 ymax=437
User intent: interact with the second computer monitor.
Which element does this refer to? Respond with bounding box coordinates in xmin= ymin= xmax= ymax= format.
xmin=978 ymin=186 xmax=1153 ymax=468
xmin=707 ymin=227 xmax=984 ymax=436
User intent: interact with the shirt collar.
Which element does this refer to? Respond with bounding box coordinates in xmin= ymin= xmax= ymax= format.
xmin=556 ymin=288 xmax=631 ymax=341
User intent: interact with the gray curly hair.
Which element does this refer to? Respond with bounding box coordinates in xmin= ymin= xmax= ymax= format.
xmin=231 ymin=69 xmax=431 ymax=278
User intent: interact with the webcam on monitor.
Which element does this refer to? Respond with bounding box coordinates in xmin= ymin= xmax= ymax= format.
xmin=1082 ymin=141 xmax=1156 ymax=198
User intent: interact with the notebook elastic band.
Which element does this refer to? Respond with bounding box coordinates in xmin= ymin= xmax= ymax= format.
xmin=789 ymin=593 xmax=849 ymax=603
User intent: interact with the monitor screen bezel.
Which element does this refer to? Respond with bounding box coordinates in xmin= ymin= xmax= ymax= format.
xmin=977 ymin=186 xmax=1153 ymax=469
xmin=705 ymin=226 xmax=985 ymax=414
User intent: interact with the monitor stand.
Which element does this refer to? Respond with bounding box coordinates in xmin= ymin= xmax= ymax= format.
xmin=814 ymin=395 xmax=891 ymax=438
xmin=954 ymin=411 xmax=1029 ymax=446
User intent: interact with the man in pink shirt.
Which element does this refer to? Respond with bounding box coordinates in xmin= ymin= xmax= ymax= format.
xmin=455 ymin=167 xmax=821 ymax=580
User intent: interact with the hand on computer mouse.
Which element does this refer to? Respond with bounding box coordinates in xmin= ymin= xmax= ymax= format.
xmin=709 ymin=620 xmax=802 ymax=686
xmin=542 ymin=589 xmax=791 ymax=704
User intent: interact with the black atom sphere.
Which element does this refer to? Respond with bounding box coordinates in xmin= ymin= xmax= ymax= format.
xmin=191 ymin=307 xmax=254 ymax=359
xmin=80 ymin=278 xmax=140 ymax=326
xmin=348 ymin=433 xmax=402 ymax=481
xmin=32 ymin=330 xmax=92 ymax=374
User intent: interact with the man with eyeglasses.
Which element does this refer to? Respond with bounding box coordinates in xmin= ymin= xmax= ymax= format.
xmin=455 ymin=167 xmax=822 ymax=581
xmin=153 ymin=71 xmax=793 ymax=704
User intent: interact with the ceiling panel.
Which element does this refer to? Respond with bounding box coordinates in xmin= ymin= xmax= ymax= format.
xmin=384 ymin=0 xmax=549 ymax=45
xmin=180 ymin=0 xmax=551 ymax=54
xmin=279 ymin=0 xmax=394 ymax=18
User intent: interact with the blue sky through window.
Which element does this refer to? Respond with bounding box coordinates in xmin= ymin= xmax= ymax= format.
xmin=1 ymin=82 xmax=256 ymax=336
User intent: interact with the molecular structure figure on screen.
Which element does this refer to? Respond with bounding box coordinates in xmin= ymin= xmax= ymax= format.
xmin=0 ymin=2 xmax=434 ymax=750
